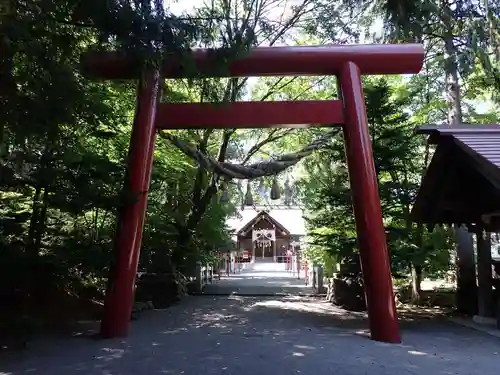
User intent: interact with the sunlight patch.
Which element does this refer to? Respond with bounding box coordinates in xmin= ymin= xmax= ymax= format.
xmin=249 ymin=299 xmax=362 ymax=318
xmin=163 ymin=327 xmax=188 ymax=334
xmin=227 ymin=295 xmax=245 ymax=301
xmin=294 ymin=344 xmax=316 ymax=350
xmin=95 ymin=347 xmax=125 ymax=361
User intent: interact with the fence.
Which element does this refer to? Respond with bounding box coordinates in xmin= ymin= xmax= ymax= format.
xmin=219 ymin=253 xmax=248 ymax=275
xmin=277 ymin=255 xmax=309 ymax=281
xmin=277 ymin=255 xmax=325 ymax=292
xmin=191 ymin=255 xmax=247 ymax=293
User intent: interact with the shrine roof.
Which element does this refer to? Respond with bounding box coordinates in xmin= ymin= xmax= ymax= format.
xmin=412 ymin=124 xmax=500 ymax=230
xmin=227 ymin=207 xmax=306 ymax=236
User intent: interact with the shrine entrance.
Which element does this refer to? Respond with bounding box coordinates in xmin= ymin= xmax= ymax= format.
xmin=253 ymin=229 xmax=274 ymax=259
xmin=82 ymin=43 xmax=424 ymax=343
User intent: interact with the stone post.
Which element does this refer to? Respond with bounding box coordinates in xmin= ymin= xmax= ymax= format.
xmin=317 ymin=265 xmax=324 ymax=293
xmin=208 ymin=265 xmax=213 ymax=283
xmin=203 ymin=265 xmax=208 ymax=285
xmin=194 ymin=262 xmax=203 ymax=293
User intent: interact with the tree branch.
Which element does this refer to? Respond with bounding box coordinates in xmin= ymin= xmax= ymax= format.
xmin=159 ymin=128 xmax=340 ymax=180
xmin=241 ymin=128 xmax=296 ymax=164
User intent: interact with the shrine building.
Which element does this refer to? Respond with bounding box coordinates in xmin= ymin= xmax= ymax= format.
xmin=227 ymin=207 xmax=306 ymax=262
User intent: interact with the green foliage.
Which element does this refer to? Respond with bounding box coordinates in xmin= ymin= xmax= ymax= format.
xmin=0 ymin=0 xmax=234 ymax=320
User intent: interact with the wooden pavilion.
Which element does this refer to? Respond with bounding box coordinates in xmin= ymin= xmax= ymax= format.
xmin=412 ymin=124 xmax=500 ymax=325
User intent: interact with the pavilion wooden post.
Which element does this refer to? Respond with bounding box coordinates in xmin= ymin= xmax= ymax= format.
xmin=272 ymin=225 xmax=276 ymax=262
xmin=100 ymin=70 xmax=160 ymax=338
xmin=251 ymin=230 xmax=255 ymax=263
xmin=476 ymin=228 xmax=494 ymax=318
xmin=338 ymin=62 xmax=401 ymax=343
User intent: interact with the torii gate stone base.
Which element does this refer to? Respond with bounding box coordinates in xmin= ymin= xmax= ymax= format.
xmin=82 ymin=43 xmax=424 ymax=344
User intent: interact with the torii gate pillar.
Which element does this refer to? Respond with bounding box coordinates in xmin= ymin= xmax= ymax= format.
xmin=339 ymin=62 xmax=400 ymax=342
xmin=100 ymin=71 xmax=161 ymax=338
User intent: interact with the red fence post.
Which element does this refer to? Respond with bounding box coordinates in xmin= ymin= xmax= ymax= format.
xmin=100 ymin=70 xmax=161 ymax=338
xmin=304 ymin=263 xmax=308 ymax=286
xmin=296 ymin=256 xmax=300 ymax=280
xmin=339 ymin=62 xmax=401 ymax=343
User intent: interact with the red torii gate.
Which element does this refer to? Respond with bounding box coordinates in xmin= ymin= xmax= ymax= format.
xmin=82 ymin=44 xmax=424 ymax=344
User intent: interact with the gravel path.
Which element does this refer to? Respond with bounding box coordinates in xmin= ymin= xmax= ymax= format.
xmin=1 ymin=295 xmax=500 ymax=375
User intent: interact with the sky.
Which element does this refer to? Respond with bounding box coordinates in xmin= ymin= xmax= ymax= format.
xmin=166 ymin=0 xmax=197 ymax=14
xmin=166 ymin=0 xmax=294 ymax=18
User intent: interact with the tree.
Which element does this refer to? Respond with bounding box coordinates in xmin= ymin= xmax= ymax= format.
xmin=154 ymin=0 xmax=331 ymax=257
xmin=300 ymin=78 xmax=455 ymax=301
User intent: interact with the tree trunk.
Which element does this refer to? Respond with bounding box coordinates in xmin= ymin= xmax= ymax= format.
xmin=174 ymin=128 xmax=233 ymax=260
xmin=33 ymin=188 xmax=49 ymax=250
xmin=26 ymin=186 xmax=50 ymax=255
xmin=411 ymin=263 xmax=423 ymax=303
xmin=410 ymin=134 xmax=431 ymax=305
xmin=93 ymin=208 xmax=99 ymax=241
xmin=0 ymin=16 xmax=15 ymax=157
xmin=26 ymin=185 xmax=43 ymax=254
xmin=454 ymin=224 xmax=478 ymax=314
xmin=444 ymin=35 xmax=478 ymax=315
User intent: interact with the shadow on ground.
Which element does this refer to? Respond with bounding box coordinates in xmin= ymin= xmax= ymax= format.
xmin=1 ymin=296 xmax=499 ymax=375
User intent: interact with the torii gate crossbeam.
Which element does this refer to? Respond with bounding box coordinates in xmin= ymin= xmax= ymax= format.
xmin=82 ymin=44 xmax=424 ymax=344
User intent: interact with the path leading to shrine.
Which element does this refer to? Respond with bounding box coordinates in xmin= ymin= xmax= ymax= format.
xmin=2 ymin=294 xmax=500 ymax=375
xmin=203 ymin=259 xmax=313 ymax=296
